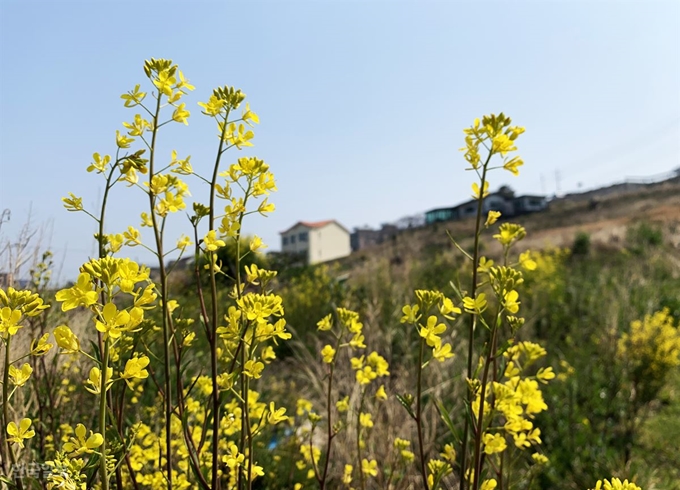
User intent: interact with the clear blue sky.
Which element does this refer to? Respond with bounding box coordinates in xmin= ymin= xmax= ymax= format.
xmin=1 ymin=0 xmax=679 ymax=283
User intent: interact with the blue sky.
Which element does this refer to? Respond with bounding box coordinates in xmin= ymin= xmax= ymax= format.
xmin=1 ymin=0 xmax=678 ymax=283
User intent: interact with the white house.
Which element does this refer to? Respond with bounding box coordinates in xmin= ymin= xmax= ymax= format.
xmin=280 ymin=220 xmax=351 ymax=264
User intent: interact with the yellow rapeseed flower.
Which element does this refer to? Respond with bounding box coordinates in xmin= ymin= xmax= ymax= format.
xmin=361 ymin=459 xmax=378 ymax=477
xmin=9 ymin=363 xmax=33 ymax=386
xmin=63 ymin=424 xmax=104 ymax=456
xmin=483 ymin=433 xmax=507 ymax=454
xmin=54 ymin=325 xmax=80 ymax=353
xmin=321 ymin=344 xmax=336 ymax=364
xmin=55 ymin=273 xmax=97 ymax=311
xmin=7 ymin=418 xmax=35 ymax=448
xmin=31 ymin=333 xmax=53 ymax=356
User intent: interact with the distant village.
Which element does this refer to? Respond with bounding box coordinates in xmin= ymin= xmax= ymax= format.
xmin=279 ymin=185 xmax=548 ymax=265
xmin=279 ymin=167 xmax=680 ymax=266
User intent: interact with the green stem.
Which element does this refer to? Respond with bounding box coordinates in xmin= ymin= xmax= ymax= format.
xmin=459 ymin=151 xmax=493 ymax=490
xmin=319 ymin=334 xmax=342 ymax=489
xmin=2 ymin=337 xmax=16 ymax=486
xmin=207 ymin=109 xmax=230 ymax=488
xmin=471 ymin=321 xmax=499 ymax=490
xmin=416 ymin=338 xmax=430 ymax=490
xmin=98 ymin=164 xmax=118 ymax=259
xmin=99 ymin=338 xmax=110 ymax=490
xmin=147 ymin=91 xmax=173 ymax=490
xmin=2 ymin=335 xmax=24 ymax=490
xmin=356 ymin=390 xmax=366 ymax=490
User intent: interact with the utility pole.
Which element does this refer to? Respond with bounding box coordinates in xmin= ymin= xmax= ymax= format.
xmin=555 ymin=169 xmax=562 ymax=197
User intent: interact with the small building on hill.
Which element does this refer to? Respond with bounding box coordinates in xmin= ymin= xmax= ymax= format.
xmin=280 ymin=220 xmax=351 ymax=264
xmin=425 ymin=189 xmax=547 ymax=225
xmin=350 ymin=224 xmax=399 ymax=252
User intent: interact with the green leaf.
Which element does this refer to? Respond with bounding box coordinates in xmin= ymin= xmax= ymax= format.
xmin=395 ymin=393 xmax=416 ymax=420
xmin=435 ymin=398 xmax=461 ymax=444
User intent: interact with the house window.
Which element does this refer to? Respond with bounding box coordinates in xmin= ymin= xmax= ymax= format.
xmin=291 ymin=235 xmax=297 ymax=244
xmin=283 ymin=237 xmax=289 ymax=245
xmin=299 ymin=232 xmax=308 ymax=242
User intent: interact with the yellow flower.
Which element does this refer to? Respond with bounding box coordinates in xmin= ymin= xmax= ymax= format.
xmin=485 ymin=210 xmax=501 ymax=227
xmin=359 ymin=412 xmax=373 ymax=428
xmin=433 ymin=342 xmax=455 ymax=362
xmin=85 ymin=366 xmax=114 ymax=395
xmin=0 ymin=307 xmax=22 ymax=335
xmin=203 ymin=230 xmax=225 ymax=252
xmin=63 ymin=424 xmax=104 ymax=456
xmin=177 ymin=235 xmax=192 ymax=251
xmin=483 ymin=433 xmax=507 ymax=454
xmin=400 ymin=304 xmax=420 ymax=324
xmin=123 ymin=226 xmax=142 ymax=247
xmin=244 ymin=359 xmax=264 ymax=378
xmin=472 ymin=181 xmax=490 ymax=200
xmin=519 ymin=251 xmax=537 ymax=271
xmin=342 ymin=464 xmax=353 ymax=484
xmin=250 ymin=235 xmax=266 ymax=252
xmin=140 ymin=212 xmax=153 ymax=227
xmin=493 ymin=223 xmax=526 ymax=246
xmin=463 ymin=293 xmax=487 ymax=314
xmin=394 ymin=438 xmax=410 ymax=449
xmin=123 ymin=114 xmax=151 ymax=136
xmin=401 ymin=450 xmax=415 ymax=462
xmin=317 ymin=314 xmax=333 ymax=331
xmin=9 ymin=363 xmax=33 ymax=387
xmin=321 ymin=345 xmax=336 ymax=364
xmin=258 ymin=199 xmax=275 ymax=215
xmin=95 ymin=303 xmax=132 ymax=340
xmin=87 ymin=152 xmax=110 ymax=173
xmin=172 ymin=103 xmax=190 ymax=125
xmin=536 ymin=367 xmax=556 ymax=383
xmin=120 ymin=84 xmax=146 ymax=107
xmin=336 ymin=396 xmax=350 ymax=412
xmin=223 ymin=444 xmax=245 ymax=469
xmin=7 ymin=418 xmax=35 ymax=448
xmin=55 ymin=273 xmax=97 ymax=311
xmin=504 ymin=290 xmax=520 ymax=314
xmin=249 ymin=463 xmax=264 ymax=480
xmin=198 ymin=95 xmax=226 ymax=117
xmin=361 ymin=459 xmax=378 ymax=477
xmin=375 ymin=385 xmax=388 ymax=400
xmin=267 ymin=402 xmax=288 ymax=425
xmin=503 ymin=156 xmax=523 ymax=176
xmin=439 ymin=298 xmax=461 ymax=319
xmin=532 ymin=453 xmax=549 ymax=464
xmin=31 ymin=333 xmax=53 ymax=356
xmin=54 ymin=325 xmax=80 ymax=353
xmin=115 ymin=129 xmax=134 ymax=148
xmin=441 ymin=443 xmax=456 ymax=463
xmin=62 ymin=193 xmax=84 ymax=212
xmin=492 ymin=133 xmax=517 ymax=156
xmin=106 ymin=233 xmax=124 ymax=253
xmin=153 ymin=69 xmax=176 ymax=96
xmin=590 ymin=479 xmax=641 ymax=490
xmin=121 ymin=356 xmax=150 ymax=388
xmin=420 ymin=315 xmax=446 ymax=348
xmin=477 ymin=256 xmax=495 ymax=274
xmin=481 ymin=479 xmax=498 ymax=490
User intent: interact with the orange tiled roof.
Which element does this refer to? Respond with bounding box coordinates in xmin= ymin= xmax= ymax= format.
xmin=280 ymin=220 xmax=348 ymax=234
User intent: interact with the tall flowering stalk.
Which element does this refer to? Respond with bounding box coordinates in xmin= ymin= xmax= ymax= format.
xmin=395 ymin=114 xmax=555 ymax=489
xmin=52 ymin=58 xmax=288 ymax=490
